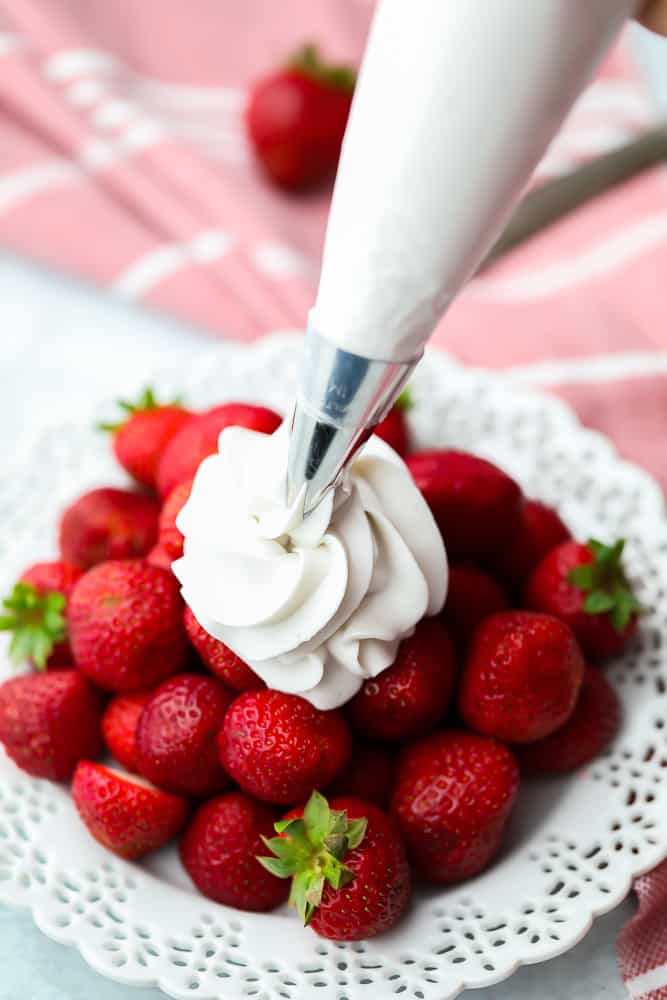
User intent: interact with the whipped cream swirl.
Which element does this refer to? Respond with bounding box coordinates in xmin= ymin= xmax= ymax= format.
xmin=173 ymin=422 xmax=447 ymax=709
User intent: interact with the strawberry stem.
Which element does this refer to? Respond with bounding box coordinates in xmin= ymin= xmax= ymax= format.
xmin=257 ymin=790 xmax=367 ymax=925
xmin=0 ymin=582 xmax=66 ymax=669
xmin=289 ymin=43 xmax=356 ymax=92
xmin=97 ymin=386 xmax=184 ymax=432
xmin=568 ymin=538 xmax=643 ymax=633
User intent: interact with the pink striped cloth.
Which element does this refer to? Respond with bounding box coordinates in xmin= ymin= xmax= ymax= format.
xmin=0 ymin=2 xmax=666 ymax=995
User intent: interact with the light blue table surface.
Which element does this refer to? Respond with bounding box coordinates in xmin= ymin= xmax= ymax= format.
xmin=1 ymin=23 xmax=666 ymax=1000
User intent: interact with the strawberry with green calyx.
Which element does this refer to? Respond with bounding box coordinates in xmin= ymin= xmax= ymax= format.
xmin=259 ymin=791 xmax=367 ymax=925
xmin=99 ymin=387 xmax=192 ymax=489
xmin=246 ymin=44 xmax=355 ymax=192
xmin=374 ymin=388 xmax=413 ymax=456
xmin=0 ymin=582 xmax=67 ymax=670
xmin=258 ymin=791 xmax=410 ymax=940
xmin=525 ymin=538 xmax=642 ymax=660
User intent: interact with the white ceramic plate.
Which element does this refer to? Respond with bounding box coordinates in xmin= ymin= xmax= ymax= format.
xmin=1 ymin=334 xmax=666 ymax=1000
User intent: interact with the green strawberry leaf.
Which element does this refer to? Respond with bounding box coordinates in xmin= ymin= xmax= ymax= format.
xmin=0 ymin=582 xmax=66 ymax=669
xmin=394 ymin=387 xmax=414 ymax=411
xmin=583 ymin=590 xmax=615 ymax=614
xmin=97 ymin=386 xmax=184 ymax=433
xmin=568 ymin=538 xmax=643 ymax=634
xmin=304 ymin=790 xmax=330 ymax=845
xmin=256 ymin=790 xmax=369 ymax=926
xmin=289 ymin=43 xmax=356 ymax=92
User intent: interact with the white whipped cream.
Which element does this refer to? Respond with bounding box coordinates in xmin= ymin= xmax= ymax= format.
xmin=172 ymin=423 xmax=447 ymax=709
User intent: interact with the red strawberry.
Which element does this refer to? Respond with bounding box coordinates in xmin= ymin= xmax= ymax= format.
xmin=406 ymin=450 xmax=522 ymax=562
xmin=59 ymin=487 xmax=159 ymax=569
xmin=180 ymin=792 xmax=288 ymax=911
xmin=259 ymin=791 xmax=410 ymax=940
xmin=373 ymin=390 xmax=412 ymax=456
xmin=68 ymin=560 xmax=187 ymax=692
xmin=458 ymin=610 xmax=584 ymax=743
xmin=442 ymin=566 xmax=509 ymax=651
xmin=348 ymin=619 xmax=457 ymax=741
xmin=184 ymin=605 xmax=263 ymax=691
xmin=101 ymin=691 xmax=152 ymax=772
xmin=135 ymin=673 xmax=233 ymax=798
xmin=219 ymin=690 xmax=351 ymax=804
xmin=391 ymin=730 xmax=519 ymax=884
xmin=328 ymin=742 xmax=396 ymax=808
xmin=72 ymin=761 xmax=188 ymax=860
xmin=1 ymin=561 xmax=83 ymax=669
xmin=156 ymin=402 xmax=282 ymax=499
xmin=99 ymin=387 xmax=193 ymax=489
xmin=158 ymin=479 xmax=193 ymax=562
xmin=0 ymin=670 xmax=103 ymax=780
xmin=525 ymin=538 xmax=641 ymax=661
xmin=493 ymin=499 xmax=571 ymax=590
xmin=517 ymin=665 xmax=621 ymax=775
xmin=145 ymin=544 xmax=174 ymax=572
xmin=246 ymin=45 xmax=355 ymax=192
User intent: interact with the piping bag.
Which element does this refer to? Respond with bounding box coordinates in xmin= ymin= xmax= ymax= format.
xmin=286 ymin=0 xmax=638 ymax=515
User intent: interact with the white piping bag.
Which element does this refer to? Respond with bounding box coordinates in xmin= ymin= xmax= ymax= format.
xmin=287 ymin=0 xmax=638 ymax=513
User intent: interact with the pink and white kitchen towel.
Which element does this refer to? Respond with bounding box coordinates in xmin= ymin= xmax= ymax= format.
xmin=0 ymin=2 xmax=665 ymax=994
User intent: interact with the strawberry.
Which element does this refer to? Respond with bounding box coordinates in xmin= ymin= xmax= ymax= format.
xmin=184 ymin=605 xmax=263 ymax=692
xmin=525 ymin=538 xmax=641 ymax=661
xmin=101 ymin=691 xmax=152 ymax=772
xmin=158 ymin=479 xmax=193 ymax=562
xmin=516 ymin=664 xmax=621 ymax=775
xmin=259 ymin=790 xmax=410 ymax=940
xmin=68 ymin=560 xmax=187 ymax=692
xmin=406 ymin=450 xmax=522 ymax=562
xmin=328 ymin=742 xmax=396 ymax=809
xmin=72 ymin=761 xmax=188 ymax=860
xmin=145 ymin=544 xmax=174 ymax=572
xmin=348 ymin=619 xmax=457 ymax=741
xmin=373 ymin=390 xmax=412 ymax=456
xmin=219 ymin=690 xmax=351 ymax=804
xmin=59 ymin=487 xmax=159 ymax=569
xmin=180 ymin=792 xmax=288 ymax=911
xmin=156 ymin=402 xmax=282 ymax=499
xmin=391 ymin=730 xmax=519 ymax=884
xmin=492 ymin=499 xmax=571 ymax=590
xmin=0 ymin=561 xmax=82 ymax=670
xmin=0 ymin=670 xmax=103 ymax=780
xmin=458 ymin=610 xmax=584 ymax=743
xmin=99 ymin=387 xmax=193 ymax=489
xmin=442 ymin=566 xmax=509 ymax=651
xmin=135 ymin=674 xmax=233 ymax=798
xmin=246 ymin=44 xmax=355 ymax=192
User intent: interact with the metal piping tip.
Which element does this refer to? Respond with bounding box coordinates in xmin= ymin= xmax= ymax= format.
xmin=287 ymin=328 xmax=418 ymax=515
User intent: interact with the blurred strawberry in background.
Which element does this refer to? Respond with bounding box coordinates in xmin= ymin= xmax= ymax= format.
xmin=246 ymin=44 xmax=356 ymax=191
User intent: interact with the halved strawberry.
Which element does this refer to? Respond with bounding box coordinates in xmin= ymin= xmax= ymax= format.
xmin=72 ymin=761 xmax=189 ymax=859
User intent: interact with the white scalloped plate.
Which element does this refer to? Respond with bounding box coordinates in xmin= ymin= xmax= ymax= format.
xmin=1 ymin=333 xmax=666 ymax=1000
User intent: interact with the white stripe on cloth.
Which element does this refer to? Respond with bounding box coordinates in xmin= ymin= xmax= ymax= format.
xmin=467 ymin=213 xmax=667 ymax=302
xmin=505 ymin=351 xmax=667 ymax=386
xmin=44 ymin=47 xmax=243 ymax=111
xmin=111 ymin=229 xmax=234 ymax=298
xmin=626 ymin=960 xmax=667 ymax=998
xmin=0 ymin=160 xmax=81 ymax=212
